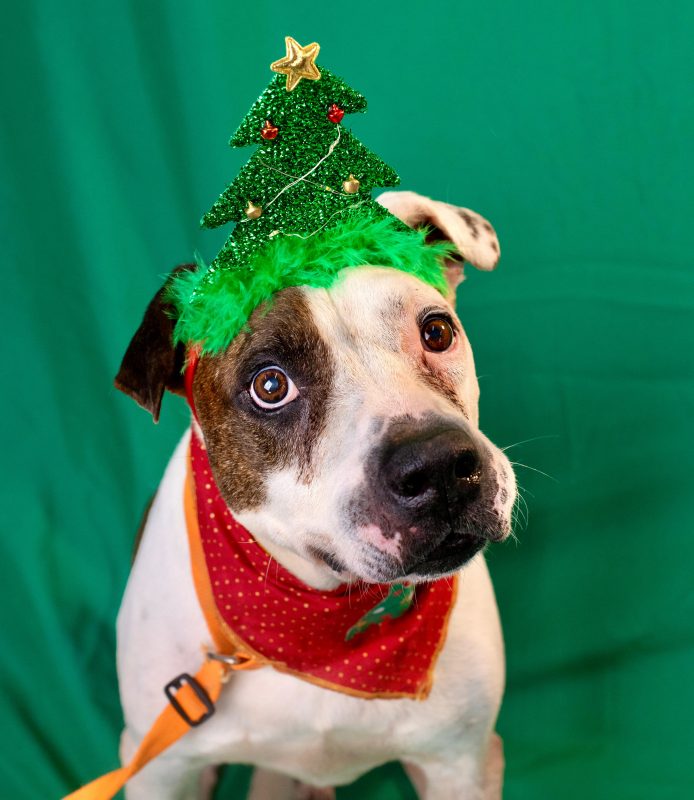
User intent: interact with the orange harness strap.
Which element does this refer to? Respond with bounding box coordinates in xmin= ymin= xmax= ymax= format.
xmin=63 ymin=443 xmax=262 ymax=800
xmin=62 ymin=659 xmax=226 ymax=800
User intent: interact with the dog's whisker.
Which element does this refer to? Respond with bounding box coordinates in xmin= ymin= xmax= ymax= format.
xmin=509 ymin=504 xmax=525 ymax=535
xmin=509 ymin=461 xmax=558 ymax=483
xmin=501 ymin=434 xmax=560 ymax=453
xmin=509 ymin=484 xmax=529 ymax=535
xmin=506 ymin=524 xmax=521 ymax=545
xmin=515 ymin=490 xmax=529 ymax=524
xmin=517 ymin=494 xmax=530 ymax=533
xmin=516 ymin=484 xmax=536 ymax=500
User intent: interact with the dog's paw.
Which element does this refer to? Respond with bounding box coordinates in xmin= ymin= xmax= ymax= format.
xmin=294 ymin=782 xmax=336 ymax=800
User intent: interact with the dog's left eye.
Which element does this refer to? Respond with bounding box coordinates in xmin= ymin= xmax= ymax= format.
xmin=249 ymin=367 xmax=299 ymax=409
xmin=421 ymin=316 xmax=455 ymax=353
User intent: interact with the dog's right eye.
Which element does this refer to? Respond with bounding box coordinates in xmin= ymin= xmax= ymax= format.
xmin=249 ymin=366 xmax=299 ymax=410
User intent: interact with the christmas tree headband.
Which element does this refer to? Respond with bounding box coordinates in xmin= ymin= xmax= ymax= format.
xmin=169 ymin=37 xmax=452 ymax=354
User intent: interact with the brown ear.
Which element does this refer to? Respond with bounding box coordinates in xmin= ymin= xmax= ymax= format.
xmin=114 ymin=264 xmax=196 ymax=422
xmin=377 ymin=191 xmax=500 ymax=297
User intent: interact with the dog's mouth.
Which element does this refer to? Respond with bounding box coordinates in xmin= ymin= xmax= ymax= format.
xmin=308 ymin=546 xmax=350 ymax=575
xmin=311 ymin=531 xmax=488 ymax=584
xmin=405 ymin=531 xmax=487 ymax=578
xmin=311 ymin=498 xmax=506 ymax=583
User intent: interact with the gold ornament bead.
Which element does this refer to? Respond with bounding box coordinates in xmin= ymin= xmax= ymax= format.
xmin=342 ymin=174 xmax=360 ymax=194
xmin=245 ymin=201 xmax=262 ymax=219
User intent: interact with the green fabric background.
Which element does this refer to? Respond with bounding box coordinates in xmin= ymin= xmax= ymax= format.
xmin=2 ymin=1 xmax=692 ymax=797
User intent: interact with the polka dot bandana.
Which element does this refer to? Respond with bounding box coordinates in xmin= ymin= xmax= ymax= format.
xmin=188 ymin=433 xmax=457 ymax=700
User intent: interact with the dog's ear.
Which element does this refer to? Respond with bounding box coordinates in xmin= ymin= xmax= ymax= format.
xmin=114 ymin=264 xmax=195 ymax=423
xmin=377 ymin=191 xmax=500 ymax=297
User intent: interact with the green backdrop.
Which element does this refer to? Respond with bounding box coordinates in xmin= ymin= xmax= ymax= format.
xmin=2 ymin=1 xmax=693 ymax=798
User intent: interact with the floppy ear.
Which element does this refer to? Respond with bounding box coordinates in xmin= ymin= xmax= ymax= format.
xmin=377 ymin=190 xmax=500 ymax=297
xmin=114 ymin=264 xmax=195 ymax=422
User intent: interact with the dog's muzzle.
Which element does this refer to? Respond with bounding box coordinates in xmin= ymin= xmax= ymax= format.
xmin=349 ymin=418 xmax=505 ymax=579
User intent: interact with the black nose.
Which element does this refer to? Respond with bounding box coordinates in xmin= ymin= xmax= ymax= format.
xmin=383 ymin=427 xmax=482 ymax=512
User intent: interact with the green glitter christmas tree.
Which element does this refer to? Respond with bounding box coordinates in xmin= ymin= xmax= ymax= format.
xmin=169 ymin=38 xmax=450 ymax=352
xmin=202 ymin=37 xmax=401 ymax=269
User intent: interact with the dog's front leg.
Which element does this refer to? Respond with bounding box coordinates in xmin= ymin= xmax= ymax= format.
xmin=404 ymin=732 xmax=504 ymax=800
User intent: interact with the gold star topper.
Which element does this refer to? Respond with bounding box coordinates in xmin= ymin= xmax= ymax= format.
xmin=270 ymin=36 xmax=321 ymax=92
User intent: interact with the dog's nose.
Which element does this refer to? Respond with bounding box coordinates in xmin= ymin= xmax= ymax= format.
xmin=383 ymin=428 xmax=482 ymax=512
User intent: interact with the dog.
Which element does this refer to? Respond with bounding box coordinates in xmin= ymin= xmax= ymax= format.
xmin=114 ymin=190 xmax=516 ymax=800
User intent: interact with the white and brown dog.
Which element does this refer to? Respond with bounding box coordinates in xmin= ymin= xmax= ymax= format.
xmin=114 ymin=191 xmax=516 ymax=800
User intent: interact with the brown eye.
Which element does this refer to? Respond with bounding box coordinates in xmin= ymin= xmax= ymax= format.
xmin=249 ymin=367 xmax=298 ymax=409
xmin=421 ymin=317 xmax=455 ymax=352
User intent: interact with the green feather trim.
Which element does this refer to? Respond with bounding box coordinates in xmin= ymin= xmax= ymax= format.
xmin=168 ymin=213 xmax=452 ymax=354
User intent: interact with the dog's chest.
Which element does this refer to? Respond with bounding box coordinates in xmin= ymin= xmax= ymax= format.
xmin=195 ymin=656 xmax=495 ymax=784
xmin=181 ymin=573 xmax=503 ymax=784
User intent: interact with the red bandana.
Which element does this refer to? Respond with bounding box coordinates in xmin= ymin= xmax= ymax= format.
xmin=185 ymin=433 xmax=457 ymax=699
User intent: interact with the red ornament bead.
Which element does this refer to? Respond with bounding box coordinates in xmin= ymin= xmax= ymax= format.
xmin=261 ymin=119 xmax=279 ymax=140
xmin=327 ymin=103 xmax=345 ymax=124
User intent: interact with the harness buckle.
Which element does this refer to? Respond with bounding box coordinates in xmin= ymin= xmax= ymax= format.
xmin=164 ymin=673 xmax=215 ymax=727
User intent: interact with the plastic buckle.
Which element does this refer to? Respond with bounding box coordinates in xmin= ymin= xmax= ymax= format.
xmin=164 ymin=673 xmax=215 ymax=727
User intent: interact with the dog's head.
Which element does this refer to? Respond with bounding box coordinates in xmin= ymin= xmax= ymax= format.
xmin=116 ymin=191 xmax=516 ymax=585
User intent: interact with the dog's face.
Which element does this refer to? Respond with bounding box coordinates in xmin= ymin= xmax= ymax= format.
xmin=117 ymin=192 xmax=516 ymax=585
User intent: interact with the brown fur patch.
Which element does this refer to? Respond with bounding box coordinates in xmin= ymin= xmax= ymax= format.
xmin=193 ymin=288 xmax=334 ymax=512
